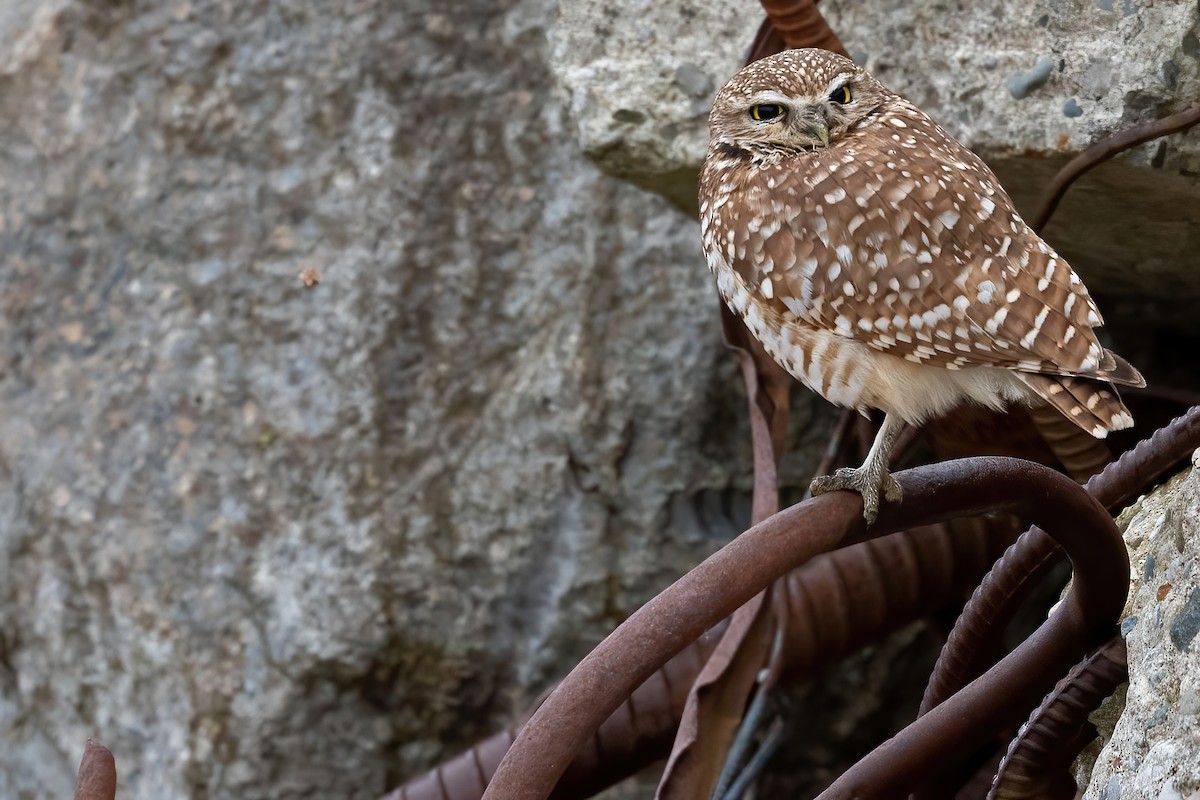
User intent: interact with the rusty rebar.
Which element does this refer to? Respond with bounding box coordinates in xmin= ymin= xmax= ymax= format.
xmin=1085 ymin=404 xmax=1200 ymax=508
xmin=758 ymin=0 xmax=846 ymax=56
xmin=921 ymin=405 xmax=1200 ymax=720
xmin=387 ymin=627 xmax=723 ymax=800
xmin=813 ymin=461 xmax=1126 ymax=799
xmin=390 ymin=514 xmax=1014 ymax=800
xmin=1027 ymin=404 xmax=1112 ymax=483
xmin=987 ymin=636 xmax=1128 ymax=800
xmin=1031 ymin=105 xmax=1200 ymax=232
xmin=480 ymin=458 xmax=1123 ymax=800
xmin=73 ymin=740 xmax=117 ymax=800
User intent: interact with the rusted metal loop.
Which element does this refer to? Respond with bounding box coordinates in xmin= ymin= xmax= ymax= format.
xmin=920 ymin=404 xmax=1200 ymax=719
xmin=388 ymin=516 xmax=1013 ymax=800
xmin=814 ymin=460 xmax=1126 ymax=798
xmin=481 ymin=457 xmax=1124 ymax=800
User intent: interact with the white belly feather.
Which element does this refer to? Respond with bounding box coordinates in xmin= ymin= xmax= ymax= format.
xmin=711 ymin=259 xmax=1032 ymax=425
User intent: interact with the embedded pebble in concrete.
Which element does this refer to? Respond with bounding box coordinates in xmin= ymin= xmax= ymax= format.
xmin=1007 ymin=55 xmax=1056 ymax=99
xmin=1063 ymin=98 xmax=1084 ymax=117
xmin=1169 ymin=591 xmax=1200 ymax=651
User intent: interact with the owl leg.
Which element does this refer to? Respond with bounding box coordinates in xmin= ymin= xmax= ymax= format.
xmin=809 ymin=413 xmax=905 ymax=525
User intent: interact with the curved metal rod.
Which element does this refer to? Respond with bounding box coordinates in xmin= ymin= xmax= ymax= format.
xmin=814 ymin=461 xmax=1126 ymax=798
xmin=481 ymin=457 xmax=1124 ymax=800
xmin=387 ymin=626 xmax=724 ymax=800
xmin=920 ymin=405 xmax=1200 ymax=717
xmin=1031 ymin=105 xmax=1200 ymax=232
xmin=987 ymin=636 xmax=1128 ymax=799
xmin=387 ymin=516 xmax=1013 ymax=800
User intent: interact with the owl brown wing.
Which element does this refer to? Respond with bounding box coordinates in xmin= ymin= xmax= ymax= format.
xmin=710 ymin=102 xmax=1135 ymax=384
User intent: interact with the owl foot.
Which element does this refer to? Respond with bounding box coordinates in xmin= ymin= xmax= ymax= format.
xmin=809 ymin=467 xmax=903 ymax=526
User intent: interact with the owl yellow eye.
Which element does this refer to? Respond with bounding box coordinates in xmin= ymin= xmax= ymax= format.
xmin=829 ymin=85 xmax=852 ymax=104
xmin=749 ymin=103 xmax=785 ymax=122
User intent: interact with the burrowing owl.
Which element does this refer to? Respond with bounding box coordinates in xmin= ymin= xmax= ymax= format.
xmin=699 ymin=49 xmax=1144 ymax=524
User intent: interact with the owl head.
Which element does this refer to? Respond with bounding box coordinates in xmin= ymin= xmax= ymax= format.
xmin=708 ymin=49 xmax=889 ymax=154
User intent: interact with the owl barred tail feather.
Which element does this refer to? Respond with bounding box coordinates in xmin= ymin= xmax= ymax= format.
xmin=1017 ymin=356 xmax=1143 ymax=438
xmin=1018 ymin=342 xmax=1145 ymax=438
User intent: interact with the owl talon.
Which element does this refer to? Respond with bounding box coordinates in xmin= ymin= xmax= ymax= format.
xmin=883 ymin=474 xmax=903 ymax=503
xmin=809 ymin=467 xmax=901 ymax=526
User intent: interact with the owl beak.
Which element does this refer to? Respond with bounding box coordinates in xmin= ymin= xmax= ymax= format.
xmin=798 ymin=107 xmax=831 ymax=148
xmin=808 ymin=120 xmax=830 ymax=148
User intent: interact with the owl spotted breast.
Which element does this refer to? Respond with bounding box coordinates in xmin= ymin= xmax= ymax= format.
xmin=699 ymin=49 xmax=1145 ymax=523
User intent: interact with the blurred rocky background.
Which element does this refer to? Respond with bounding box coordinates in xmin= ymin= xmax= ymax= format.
xmin=0 ymin=0 xmax=1197 ymax=798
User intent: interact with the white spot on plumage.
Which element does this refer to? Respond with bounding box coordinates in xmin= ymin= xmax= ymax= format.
xmin=938 ymin=210 xmax=960 ymax=229
xmin=1020 ymin=307 xmax=1050 ymax=349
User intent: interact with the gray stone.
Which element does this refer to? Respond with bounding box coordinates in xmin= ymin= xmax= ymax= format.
xmin=1063 ymin=97 xmax=1085 ymax=117
xmin=1080 ymin=466 xmax=1200 ymax=797
xmin=549 ymin=0 xmax=760 ymax=212
xmin=0 ymin=2 xmax=834 ymax=799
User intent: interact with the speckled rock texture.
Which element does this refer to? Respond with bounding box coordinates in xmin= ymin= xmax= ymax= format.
xmin=549 ymin=0 xmax=1200 ymax=329
xmin=1080 ymin=458 xmax=1200 ymax=799
xmin=0 ymin=1 xmax=836 ymax=798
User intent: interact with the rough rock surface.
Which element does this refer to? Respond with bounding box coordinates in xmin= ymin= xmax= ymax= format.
xmin=549 ymin=0 xmax=1200 ymax=328
xmin=0 ymin=1 xmax=833 ymax=798
xmin=1080 ymin=458 xmax=1200 ymax=799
